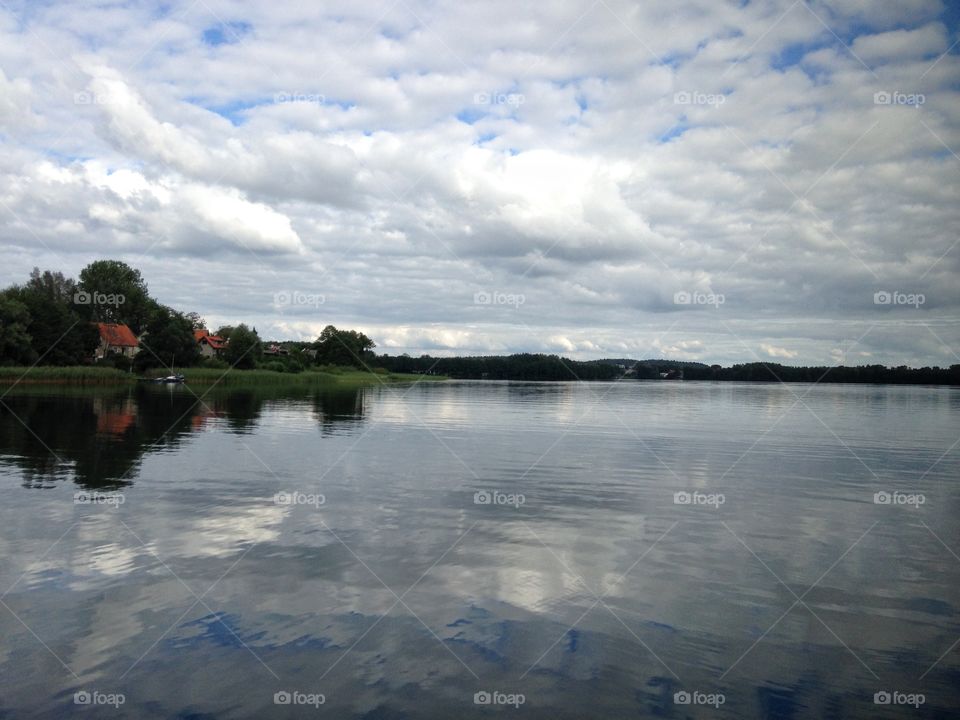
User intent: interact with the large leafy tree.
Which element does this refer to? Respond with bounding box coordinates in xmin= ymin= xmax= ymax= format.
xmin=17 ymin=268 xmax=98 ymax=365
xmin=222 ymin=324 xmax=261 ymax=369
xmin=312 ymin=325 xmax=375 ymax=367
xmin=26 ymin=268 xmax=77 ymax=303
xmin=134 ymin=306 xmax=199 ymax=371
xmin=0 ymin=293 xmax=36 ymax=365
xmin=78 ymin=260 xmax=156 ymax=334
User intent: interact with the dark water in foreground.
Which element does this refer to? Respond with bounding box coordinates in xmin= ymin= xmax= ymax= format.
xmin=0 ymin=380 xmax=957 ymax=719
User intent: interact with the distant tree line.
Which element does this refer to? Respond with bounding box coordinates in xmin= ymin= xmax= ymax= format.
xmin=377 ymin=353 xmax=622 ymax=380
xmin=378 ymin=356 xmax=958 ymax=384
xmin=597 ymin=359 xmax=960 ymax=385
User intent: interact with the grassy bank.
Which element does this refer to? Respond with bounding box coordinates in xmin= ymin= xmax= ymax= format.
xmin=0 ymin=365 xmax=443 ymax=386
xmin=142 ymin=367 xmax=443 ymax=386
xmin=0 ymin=366 xmax=135 ymax=385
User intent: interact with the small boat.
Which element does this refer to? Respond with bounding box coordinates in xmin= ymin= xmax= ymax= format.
xmin=154 ymin=373 xmax=186 ymax=384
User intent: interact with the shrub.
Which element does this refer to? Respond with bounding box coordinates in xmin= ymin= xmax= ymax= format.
xmin=111 ymin=355 xmax=134 ymax=373
xmin=199 ymin=357 xmax=229 ymax=369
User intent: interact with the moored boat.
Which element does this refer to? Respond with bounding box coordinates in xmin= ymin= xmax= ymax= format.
xmin=154 ymin=373 xmax=186 ymax=384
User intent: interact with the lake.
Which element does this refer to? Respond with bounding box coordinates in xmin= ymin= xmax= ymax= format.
xmin=0 ymin=380 xmax=957 ymax=718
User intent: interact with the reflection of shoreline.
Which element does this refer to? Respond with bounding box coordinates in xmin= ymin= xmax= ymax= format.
xmin=0 ymin=386 xmax=367 ymax=488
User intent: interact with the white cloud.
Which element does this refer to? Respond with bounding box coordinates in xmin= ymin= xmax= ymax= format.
xmin=761 ymin=343 xmax=799 ymax=360
xmin=176 ymin=183 xmax=303 ymax=254
xmin=0 ymin=0 xmax=956 ymax=365
xmin=851 ymin=23 xmax=949 ymax=64
xmin=0 ymin=68 xmax=33 ymax=131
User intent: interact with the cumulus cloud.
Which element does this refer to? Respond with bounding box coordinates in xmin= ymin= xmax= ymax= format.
xmin=761 ymin=343 xmax=800 ymax=360
xmin=851 ymin=23 xmax=949 ymax=63
xmin=0 ymin=68 xmax=34 ymax=131
xmin=0 ymin=0 xmax=957 ymax=365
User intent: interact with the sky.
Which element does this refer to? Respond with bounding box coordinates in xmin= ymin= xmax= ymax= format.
xmin=0 ymin=0 xmax=958 ymax=366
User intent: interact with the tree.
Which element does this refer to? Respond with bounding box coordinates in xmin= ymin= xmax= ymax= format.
xmin=26 ymin=268 xmax=77 ymax=303
xmin=134 ymin=306 xmax=199 ymax=371
xmin=78 ymin=260 xmax=156 ymax=334
xmin=223 ymin=324 xmax=261 ymax=369
xmin=312 ymin=325 xmax=375 ymax=367
xmin=184 ymin=312 xmax=206 ymax=330
xmin=214 ymin=325 xmax=235 ymax=341
xmin=17 ymin=290 xmax=98 ymax=365
xmin=16 ymin=269 xmax=97 ymax=365
xmin=0 ymin=293 xmax=36 ymax=365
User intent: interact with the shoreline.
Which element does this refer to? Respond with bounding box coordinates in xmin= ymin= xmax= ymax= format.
xmin=0 ymin=367 xmax=955 ymax=387
xmin=0 ymin=366 xmax=447 ymax=387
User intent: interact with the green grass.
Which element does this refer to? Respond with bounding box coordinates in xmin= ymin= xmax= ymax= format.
xmin=144 ymin=367 xmax=441 ymax=386
xmin=0 ymin=365 xmax=444 ymax=386
xmin=0 ymin=366 xmax=135 ymax=384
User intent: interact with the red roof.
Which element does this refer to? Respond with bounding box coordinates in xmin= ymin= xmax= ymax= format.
xmin=195 ymin=328 xmax=226 ymax=349
xmin=97 ymin=323 xmax=138 ymax=347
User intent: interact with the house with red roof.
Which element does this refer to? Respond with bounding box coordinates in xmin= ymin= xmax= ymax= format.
xmin=194 ymin=328 xmax=227 ymax=358
xmin=95 ymin=323 xmax=139 ymax=360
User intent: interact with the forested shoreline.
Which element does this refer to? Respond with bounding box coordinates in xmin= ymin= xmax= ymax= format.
xmin=377 ymin=354 xmax=960 ymax=384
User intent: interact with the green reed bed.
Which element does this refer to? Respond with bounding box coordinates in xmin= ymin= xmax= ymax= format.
xmin=0 ymin=365 xmax=444 ymax=386
xmin=0 ymin=366 xmax=135 ymax=385
xmin=144 ymin=367 xmax=443 ymax=386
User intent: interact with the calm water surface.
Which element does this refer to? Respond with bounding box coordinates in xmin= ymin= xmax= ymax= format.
xmin=0 ymin=380 xmax=958 ymax=718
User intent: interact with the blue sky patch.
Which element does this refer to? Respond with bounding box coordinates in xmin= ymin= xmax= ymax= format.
xmin=659 ymin=122 xmax=688 ymax=143
xmin=202 ymin=21 xmax=251 ymax=47
xmin=457 ymin=108 xmax=486 ymax=125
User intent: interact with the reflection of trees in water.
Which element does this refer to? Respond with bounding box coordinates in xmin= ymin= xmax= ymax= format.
xmin=0 ymin=385 xmax=368 ymax=488
xmin=311 ymin=387 xmax=364 ymax=434
xmin=201 ymin=386 xmax=366 ymax=434
xmin=0 ymin=387 xmax=201 ymax=489
xmin=216 ymin=389 xmax=261 ymax=433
